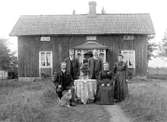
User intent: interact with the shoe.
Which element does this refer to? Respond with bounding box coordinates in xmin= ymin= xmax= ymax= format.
xmin=70 ymin=102 xmax=77 ymax=106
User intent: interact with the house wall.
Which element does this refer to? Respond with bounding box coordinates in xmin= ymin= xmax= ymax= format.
xmin=18 ymin=34 xmax=148 ymax=79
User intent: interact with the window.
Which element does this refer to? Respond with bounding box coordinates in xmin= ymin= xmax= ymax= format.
xmin=86 ymin=36 xmax=96 ymax=40
xmin=123 ymin=35 xmax=134 ymax=40
xmin=121 ymin=50 xmax=135 ymax=68
xmin=39 ymin=51 xmax=52 ymax=68
xmin=40 ymin=36 xmax=50 ymax=41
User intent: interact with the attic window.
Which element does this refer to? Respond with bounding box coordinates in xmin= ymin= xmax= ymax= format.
xmin=86 ymin=36 xmax=96 ymax=40
xmin=123 ymin=35 xmax=134 ymax=40
xmin=40 ymin=36 xmax=50 ymax=41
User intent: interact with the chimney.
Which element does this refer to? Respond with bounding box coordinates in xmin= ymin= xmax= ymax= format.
xmin=101 ymin=7 xmax=105 ymax=14
xmin=72 ymin=10 xmax=76 ymax=15
xmin=89 ymin=1 xmax=96 ymax=16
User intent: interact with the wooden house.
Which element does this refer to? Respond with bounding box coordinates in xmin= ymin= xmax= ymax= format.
xmin=10 ymin=1 xmax=155 ymax=81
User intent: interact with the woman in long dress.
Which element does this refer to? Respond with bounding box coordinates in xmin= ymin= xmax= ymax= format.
xmin=96 ymin=62 xmax=115 ymax=105
xmin=114 ymin=55 xmax=128 ymax=102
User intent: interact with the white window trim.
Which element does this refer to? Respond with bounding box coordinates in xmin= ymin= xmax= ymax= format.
xmin=123 ymin=35 xmax=134 ymax=40
xmin=121 ymin=50 xmax=135 ymax=68
xmin=39 ymin=51 xmax=53 ymax=68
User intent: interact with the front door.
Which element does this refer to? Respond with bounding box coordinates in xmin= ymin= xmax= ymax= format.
xmin=74 ymin=49 xmax=106 ymax=63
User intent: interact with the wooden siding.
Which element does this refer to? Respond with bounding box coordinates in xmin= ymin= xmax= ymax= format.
xmin=18 ymin=35 xmax=148 ymax=77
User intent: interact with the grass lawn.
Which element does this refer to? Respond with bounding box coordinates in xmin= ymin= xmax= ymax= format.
xmin=0 ymin=79 xmax=110 ymax=122
xmin=120 ymin=79 xmax=167 ymax=122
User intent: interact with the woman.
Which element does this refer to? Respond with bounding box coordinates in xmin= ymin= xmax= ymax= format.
xmin=96 ymin=62 xmax=115 ymax=105
xmin=114 ymin=55 xmax=128 ymax=102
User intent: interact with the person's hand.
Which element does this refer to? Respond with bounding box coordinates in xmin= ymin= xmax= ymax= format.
xmin=56 ymin=85 xmax=62 ymax=92
xmin=101 ymin=83 xmax=105 ymax=86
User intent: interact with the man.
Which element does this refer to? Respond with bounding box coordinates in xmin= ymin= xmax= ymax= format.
xmin=53 ymin=62 xmax=76 ymax=106
xmin=94 ymin=51 xmax=103 ymax=79
xmin=88 ymin=51 xmax=95 ymax=79
xmin=88 ymin=51 xmax=103 ymax=79
xmin=65 ymin=51 xmax=80 ymax=80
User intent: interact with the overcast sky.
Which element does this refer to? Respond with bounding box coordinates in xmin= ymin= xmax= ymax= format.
xmin=1 ymin=0 xmax=167 ymax=52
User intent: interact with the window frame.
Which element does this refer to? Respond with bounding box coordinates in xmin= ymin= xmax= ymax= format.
xmin=39 ymin=51 xmax=52 ymax=68
xmin=86 ymin=36 xmax=97 ymax=40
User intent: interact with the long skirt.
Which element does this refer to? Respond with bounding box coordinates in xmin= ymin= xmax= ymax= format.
xmin=114 ymin=72 xmax=128 ymax=102
xmin=96 ymin=79 xmax=114 ymax=105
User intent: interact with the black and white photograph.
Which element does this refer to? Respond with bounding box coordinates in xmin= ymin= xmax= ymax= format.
xmin=0 ymin=0 xmax=167 ymax=121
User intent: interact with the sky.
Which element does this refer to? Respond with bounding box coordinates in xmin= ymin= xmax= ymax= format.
xmin=0 ymin=0 xmax=167 ymax=66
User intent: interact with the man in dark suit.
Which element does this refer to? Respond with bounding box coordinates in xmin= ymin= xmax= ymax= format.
xmin=88 ymin=51 xmax=103 ymax=79
xmin=88 ymin=52 xmax=95 ymax=79
xmin=65 ymin=51 xmax=80 ymax=80
xmin=94 ymin=51 xmax=103 ymax=79
xmin=53 ymin=62 xmax=76 ymax=106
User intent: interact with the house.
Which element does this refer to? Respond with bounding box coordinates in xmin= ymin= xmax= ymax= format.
xmin=10 ymin=1 xmax=155 ymax=81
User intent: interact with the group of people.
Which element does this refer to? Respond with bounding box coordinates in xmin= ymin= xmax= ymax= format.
xmin=53 ymin=51 xmax=128 ymax=107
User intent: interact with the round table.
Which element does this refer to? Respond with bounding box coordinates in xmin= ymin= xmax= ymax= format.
xmin=74 ymin=79 xmax=97 ymax=104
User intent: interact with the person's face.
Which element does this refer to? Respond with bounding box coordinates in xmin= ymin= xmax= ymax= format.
xmin=94 ymin=52 xmax=98 ymax=58
xmin=61 ymin=63 xmax=66 ymax=72
xmin=70 ymin=54 xmax=74 ymax=60
xmin=118 ymin=56 xmax=123 ymax=62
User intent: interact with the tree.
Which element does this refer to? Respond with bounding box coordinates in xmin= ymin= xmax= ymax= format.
xmin=0 ymin=39 xmax=11 ymax=70
xmin=160 ymin=30 xmax=167 ymax=57
xmin=0 ymin=39 xmax=18 ymax=78
xmin=147 ymin=34 xmax=158 ymax=61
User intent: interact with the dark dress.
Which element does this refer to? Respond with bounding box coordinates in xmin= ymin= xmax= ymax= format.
xmin=114 ymin=61 xmax=128 ymax=102
xmin=96 ymin=70 xmax=115 ymax=105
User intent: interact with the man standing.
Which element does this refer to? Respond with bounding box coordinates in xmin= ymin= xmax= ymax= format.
xmin=88 ymin=51 xmax=103 ymax=79
xmin=65 ymin=51 xmax=80 ymax=80
xmin=53 ymin=62 xmax=76 ymax=106
xmin=88 ymin=51 xmax=95 ymax=79
xmin=94 ymin=51 xmax=103 ymax=79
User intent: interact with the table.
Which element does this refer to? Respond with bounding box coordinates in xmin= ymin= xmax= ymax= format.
xmin=74 ymin=79 xmax=97 ymax=104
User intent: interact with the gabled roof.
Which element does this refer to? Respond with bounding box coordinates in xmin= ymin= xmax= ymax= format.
xmin=73 ymin=41 xmax=108 ymax=49
xmin=10 ymin=13 xmax=155 ymax=36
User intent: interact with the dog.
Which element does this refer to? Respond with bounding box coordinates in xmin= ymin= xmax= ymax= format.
xmin=59 ymin=89 xmax=72 ymax=107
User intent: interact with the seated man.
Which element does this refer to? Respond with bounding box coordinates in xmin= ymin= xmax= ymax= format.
xmin=53 ymin=62 xmax=76 ymax=106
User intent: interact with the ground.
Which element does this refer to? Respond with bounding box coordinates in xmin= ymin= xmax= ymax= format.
xmin=0 ymin=79 xmax=109 ymax=122
xmin=0 ymin=78 xmax=167 ymax=122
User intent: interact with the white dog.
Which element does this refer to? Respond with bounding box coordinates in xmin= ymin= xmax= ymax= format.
xmin=59 ymin=89 xmax=72 ymax=107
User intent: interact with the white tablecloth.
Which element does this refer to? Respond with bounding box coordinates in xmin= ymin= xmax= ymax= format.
xmin=74 ymin=79 xmax=97 ymax=104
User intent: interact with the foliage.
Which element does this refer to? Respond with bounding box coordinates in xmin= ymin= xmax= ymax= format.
xmin=0 ymin=39 xmax=18 ymax=78
xmin=159 ymin=29 xmax=167 ymax=57
xmin=0 ymin=39 xmax=11 ymax=70
xmin=147 ymin=42 xmax=158 ymax=60
xmin=80 ymin=63 xmax=89 ymax=76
